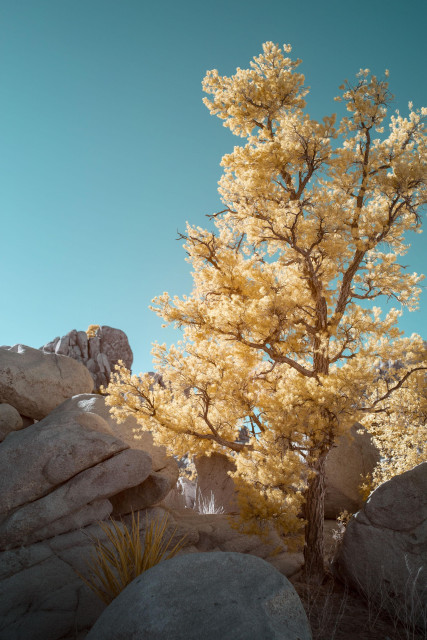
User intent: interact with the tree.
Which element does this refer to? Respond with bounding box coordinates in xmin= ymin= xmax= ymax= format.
xmin=106 ymin=42 xmax=427 ymax=578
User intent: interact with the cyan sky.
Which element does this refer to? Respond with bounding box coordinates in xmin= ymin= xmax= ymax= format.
xmin=1 ymin=0 xmax=426 ymax=374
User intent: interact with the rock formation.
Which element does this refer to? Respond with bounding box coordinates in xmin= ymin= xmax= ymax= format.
xmin=0 ymin=393 xmax=180 ymax=550
xmin=0 ymin=335 xmax=308 ymax=639
xmin=41 ymin=326 xmax=133 ymax=389
xmin=0 ymin=344 xmax=94 ymax=419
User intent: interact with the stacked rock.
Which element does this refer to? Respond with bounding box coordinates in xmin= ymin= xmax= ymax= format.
xmin=41 ymin=325 xmax=133 ymax=389
xmin=0 ymin=343 xmax=179 ymax=550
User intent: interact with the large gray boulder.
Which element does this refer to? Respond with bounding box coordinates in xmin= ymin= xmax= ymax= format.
xmin=0 ymin=398 xmax=153 ymax=549
xmin=333 ymin=462 xmax=427 ymax=630
xmin=0 ymin=448 xmax=151 ymax=548
xmin=41 ymin=326 xmax=133 ymax=389
xmin=324 ymin=423 xmax=380 ymax=518
xmin=0 ymin=344 xmax=94 ymax=420
xmin=86 ymin=552 xmax=312 ymax=640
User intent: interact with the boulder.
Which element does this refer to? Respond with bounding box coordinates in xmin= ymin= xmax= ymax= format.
xmin=0 ymin=403 xmax=23 ymax=442
xmin=0 ymin=448 xmax=151 ymax=548
xmin=0 ymin=395 xmax=160 ymax=549
xmin=86 ymin=552 xmax=312 ymax=640
xmin=0 ymin=345 xmax=94 ymax=420
xmin=333 ymin=462 xmax=427 ymax=630
xmin=41 ymin=325 xmax=133 ymax=389
xmin=324 ymin=423 xmax=380 ymax=518
xmin=98 ymin=325 xmax=133 ymax=371
xmin=49 ymin=394 xmax=179 ymax=515
xmin=0 ymin=525 xmax=108 ymax=640
xmin=0 ymin=507 xmax=195 ymax=640
xmin=194 ymin=452 xmax=239 ymax=514
xmin=0 ymin=403 xmax=128 ymax=517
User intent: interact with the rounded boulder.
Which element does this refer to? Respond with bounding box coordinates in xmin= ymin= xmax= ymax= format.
xmin=0 ymin=344 xmax=94 ymax=419
xmin=86 ymin=551 xmax=312 ymax=640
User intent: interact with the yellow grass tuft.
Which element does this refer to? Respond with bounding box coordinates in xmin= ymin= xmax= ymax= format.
xmin=77 ymin=511 xmax=187 ymax=604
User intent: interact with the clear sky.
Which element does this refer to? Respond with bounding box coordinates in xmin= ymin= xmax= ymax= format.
xmin=1 ymin=0 xmax=426 ymax=374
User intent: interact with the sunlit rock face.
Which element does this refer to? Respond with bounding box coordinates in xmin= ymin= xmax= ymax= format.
xmin=0 ymin=344 xmax=94 ymax=419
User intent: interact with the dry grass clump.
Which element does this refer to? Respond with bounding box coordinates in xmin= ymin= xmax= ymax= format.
xmin=195 ymin=489 xmax=225 ymax=515
xmin=77 ymin=511 xmax=187 ymax=604
xmin=290 ymin=520 xmax=427 ymax=640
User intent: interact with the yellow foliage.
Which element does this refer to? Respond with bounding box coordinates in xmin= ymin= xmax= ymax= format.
xmin=86 ymin=324 xmax=100 ymax=339
xmin=76 ymin=511 xmax=187 ymax=604
xmin=105 ymin=43 xmax=427 ymax=571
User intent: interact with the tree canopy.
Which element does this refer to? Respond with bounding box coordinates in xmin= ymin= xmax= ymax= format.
xmin=105 ymin=42 xmax=427 ymax=576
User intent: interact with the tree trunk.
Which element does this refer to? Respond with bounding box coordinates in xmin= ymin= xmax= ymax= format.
xmin=303 ymin=452 xmax=327 ymax=580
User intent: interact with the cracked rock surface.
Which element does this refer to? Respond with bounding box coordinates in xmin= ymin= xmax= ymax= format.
xmin=41 ymin=326 xmax=133 ymax=390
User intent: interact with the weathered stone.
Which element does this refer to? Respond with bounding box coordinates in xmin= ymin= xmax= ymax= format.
xmin=98 ymin=325 xmax=133 ymax=371
xmin=324 ymin=423 xmax=380 ymax=518
xmin=41 ymin=326 xmax=133 ymax=390
xmin=27 ymin=499 xmax=113 ymax=546
xmin=86 ymin=552 xmax=312 ymax=640
xmin=0 ymin=508 xmax=197 ymax=639
xmin=0 ymin=504 xmax=305 ymax=639
xmin=162 ymin=509 xmax=291 ymax=566
xmin=0 ymin=448 xmax=151 ymax=549
xmin=0 ymin=403 xmax=23 ymax=442
xmin=71 ymin=345 xmax=82 ymax=360
xmin=89 ymin=337 xmax=100 ymax=361
xmin=96 ymin=352 xmax=110 ymax=375
xmin=0 ymin=401 xmax=128 ymax=517
xmin=59 ymin=394 xmax=179 ymax=513
xmin=42 ymin=336 xmax=60 ymax=353
xmin=86 ymin=358 xmax=97 ymax=373
xmin=194 ymin=452 xmax=239 ymax=514
xmin=333 ymin=462 xmax=427 ymax=629
xmin=76 ymin=331 xmax=89 ymax=359
xmin=0 ymin=526 xmax=108 ymax=640
xmin=0 ymin=345 xmax=94 ymax=420
xmin=55 ymin=335 xmax=70 ymax=355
